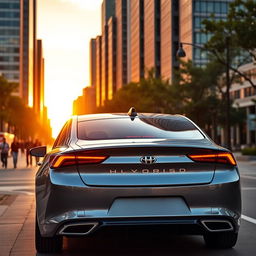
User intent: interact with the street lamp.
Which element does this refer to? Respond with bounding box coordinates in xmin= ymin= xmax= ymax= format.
xmin=176 ymin=41 xmax=232 ymax=149
xmin=176 ymin=43 xmax=186 ymax=58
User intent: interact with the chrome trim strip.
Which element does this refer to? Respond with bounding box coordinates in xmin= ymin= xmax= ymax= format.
xmin=103 ymin=155 xmax=193 ymax=164
xmin=201 ymin=220 xmax=234 ymax=232
xmin=58 ymin=222 xmax=99 ymax=236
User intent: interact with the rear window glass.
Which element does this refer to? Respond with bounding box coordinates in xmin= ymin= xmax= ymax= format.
xmin=77 ymin=116 xmax=204 ymax=140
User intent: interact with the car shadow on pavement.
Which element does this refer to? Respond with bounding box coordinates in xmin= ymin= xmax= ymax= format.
xmin=35 ymin=232 xmax=240 ymax=256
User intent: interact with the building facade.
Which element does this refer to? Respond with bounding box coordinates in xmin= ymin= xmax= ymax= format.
xmin=144 ymin=0 xmax=161 ymax=78
xmin=33 ymin=39 xmax=44 ymax=119
xmin=0 ymin=0 xmax=36 ymax=105
xmin=101 ymin=0 xmax=115 ymax=33
xmin=89 ymin=39 xmax=96 ymax=87
xmin=73 ymin=87 xmax=96 ymax=115
xmin=101 ymin=24 xmax=108 ymax=105
xmin=95 ymin=35 xmax=102 ymax=107
xmin=115 ymin=0 xmax=127 ymax=89
xmin=128 ymin=0 xmax=144 ymax=83
xmin=230 ymin=63 xmax=256 ymax=147
xmin=107 ymin=16 xmax=116 ymax=100
xmin=0 ymin=0 xmax=20 ymax=85
xmin=179 ymin=0 xmax=232 ymax=67
xmin=160 ymin=0 xmax=179 ymax=81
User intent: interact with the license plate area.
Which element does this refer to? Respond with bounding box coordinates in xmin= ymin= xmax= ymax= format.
xmin=108 ymin=197 xmax=190 ymax=217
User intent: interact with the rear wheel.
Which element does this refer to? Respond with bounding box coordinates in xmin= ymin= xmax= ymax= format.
xmin=204 ymin=232 xmax=238 ymax=249
xmin=35 ymin=215 xmax=63 ymax=253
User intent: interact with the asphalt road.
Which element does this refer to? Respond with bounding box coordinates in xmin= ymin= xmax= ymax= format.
xmin=0 ymin=159 xmax=256 ymax=255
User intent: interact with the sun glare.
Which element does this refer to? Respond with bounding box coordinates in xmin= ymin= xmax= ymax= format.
xmin=60 ymin=0 xmax=102 ymax=10
xmin=38 ymin=0 xmax=101 ymax=138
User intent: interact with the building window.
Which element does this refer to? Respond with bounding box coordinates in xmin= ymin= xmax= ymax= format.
xmin=244 ymin=87 xmax=253 ymax=97
xmin=221 ymin=2 xmax=228 ymax=13
xmin=234 ymin=90 xmax=241 ymax=99
xmin=207 ymin=2 xmax=214 ymax=13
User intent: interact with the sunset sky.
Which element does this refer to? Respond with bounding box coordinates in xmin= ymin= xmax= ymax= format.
xmin=38 ymin=0 xmax=102 ymax=137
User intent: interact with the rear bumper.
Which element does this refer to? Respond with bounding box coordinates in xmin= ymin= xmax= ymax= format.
xmin=39 ymin=210 xmax=240 ymax=237
xmin=36 ymin=167 xmax=241 ymax=237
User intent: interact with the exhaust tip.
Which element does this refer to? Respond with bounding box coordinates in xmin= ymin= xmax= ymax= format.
xmin=201 ymin=220 xmax=234 ymax=232
xmin=59 ymin=222 xmax=98 ymax=235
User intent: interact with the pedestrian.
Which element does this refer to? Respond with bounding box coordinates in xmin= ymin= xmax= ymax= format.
xmin=25 ymin=139 xmax=33 ymax=167
xmin=0 ymin=137 xmax=10 ymax=169
xmin=11 ymin=137 xmax=19 ymax=168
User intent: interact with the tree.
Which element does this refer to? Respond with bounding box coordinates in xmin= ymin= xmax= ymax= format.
xmin=0 ymin=76 xmax=18 ymax=131
xmin=99 ymin=69 xmax=171 ymax=113
xmin=201 ymin=0 xmax=256 ymax=148
xmin=0 ymin=75 xmax=52 ymax=143
xmin=172 ymin=61 xmax=222 ymax=141
xmin=97 ymin=65 xmax=245 ymax=145
xmin=203 ymin=0 xmax=256 ymax=88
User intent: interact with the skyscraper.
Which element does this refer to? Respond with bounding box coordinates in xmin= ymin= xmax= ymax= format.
xmin=116 ymin=0 xmax=127 ymax=89
xmin=144 ymin=0 xmax=161 ymax=77
xmin=101 ymin=0 xmax=115 ymax=33
xmin=179 ymin=0 xmax=232 ymax=67
xmin=95 ymin=35 xmax=102 ymax=107
xmin=0 ymin=0 xmax=20 ymax=85
xmin=101 ymin=24 xmax=108 ymax=105
xmin=128 ymin=0 xmax=144 ymax=83
xmin=87 ymin=0 xmax=235 ymax=110
xmin=33 ymin=39 xmax=44 ymax=120
xmin=0 ymin=0 xmax=36 ymax=105
xmin=101 ymin=0 xmax=116 ymax=105
xmin=161 ymin=0 xmax=179 ymax=81
xmin=90 ymin=39 xmax=96 ymax=88
xmin=107 ymin=16 xmax=116 ymax=100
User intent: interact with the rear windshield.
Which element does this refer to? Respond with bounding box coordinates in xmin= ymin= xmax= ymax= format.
xmin=77 ymin=116 xmax=204 ymax=140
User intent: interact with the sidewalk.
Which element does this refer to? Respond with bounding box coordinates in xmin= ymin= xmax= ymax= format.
xmin=0 ymin=195 xmax=35 ymax=256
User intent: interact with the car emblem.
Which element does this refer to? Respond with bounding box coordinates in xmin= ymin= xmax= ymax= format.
xmin=140 ymin=156 xmax=157 ymax=164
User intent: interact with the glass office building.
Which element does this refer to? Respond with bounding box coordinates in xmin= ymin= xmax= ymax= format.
xmin=0 ymin=0 xmax=36 ymax=105
xmin=180 ymin=0 xmax=233 ymax=67
xmin=0 ymin=0 xmax=20 ymax=83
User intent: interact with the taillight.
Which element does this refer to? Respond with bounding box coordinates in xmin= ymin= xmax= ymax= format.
xmin=50 ymin=154 xmax=108 ymax=168
xmin=188 ymin=152 xmax=236 ymax=166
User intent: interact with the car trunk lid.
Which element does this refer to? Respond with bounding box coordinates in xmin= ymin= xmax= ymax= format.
xmin=75 ymin=142 xmax=220 ymax=186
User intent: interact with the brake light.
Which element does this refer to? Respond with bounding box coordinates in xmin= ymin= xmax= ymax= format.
xmin=188 ymin=153 xmax=236 ymax=166
xmin=50 ymin=155 xmax=108 ymax=168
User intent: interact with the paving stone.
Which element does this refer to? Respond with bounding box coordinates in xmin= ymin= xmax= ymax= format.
xmin=0 ymin=195 xmax=34 ymax=256
xmin=10 ymin=200 xmax=35 ymax=256
xmin=0 ymin=206 xmax=7 ymax=216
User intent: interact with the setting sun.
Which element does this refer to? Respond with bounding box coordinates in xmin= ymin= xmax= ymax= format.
xmin=37 ymin=0 xmax=101 ymax=137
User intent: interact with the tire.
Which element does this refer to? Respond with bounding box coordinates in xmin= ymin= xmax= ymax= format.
xmin=204 ymin=231 xmax=238 ymax=249
xmin=35 ymin=215 xmax=63 ymax=253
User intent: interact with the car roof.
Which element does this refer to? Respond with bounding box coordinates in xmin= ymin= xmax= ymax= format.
xmin=77 ymin=113 xmax=188 ymax=122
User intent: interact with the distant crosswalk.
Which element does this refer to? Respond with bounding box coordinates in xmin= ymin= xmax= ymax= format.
xmin=0 ymin=168 xmax=36 ymax=195
xmin=0 ymin=179 xmax=34 ymax=195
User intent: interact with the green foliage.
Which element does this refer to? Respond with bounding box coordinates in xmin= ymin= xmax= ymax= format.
xmin=0 ymin=76 xmax=18 ymax=125
xmin=170 ymin=60 xmax=225 ymax=127
xmin=241 ymin=147 xmax=256 ymax=156
xmin=202 ymin=0 xmax=256 ymax=86
xmin=0 ymin=75 xmax=52 ymax=142
xmin=99 ymin=69 xmax=171 ymax=113
xmin=228 ymin=0 xmax=256 ymax=52
xmin=97 ymin=65 xmax=245 ymax=133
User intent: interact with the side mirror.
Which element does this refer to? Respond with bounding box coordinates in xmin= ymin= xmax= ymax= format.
xmin=30 ymin=146 xmax=47 ymax=157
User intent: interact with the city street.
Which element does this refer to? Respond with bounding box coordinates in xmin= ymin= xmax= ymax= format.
xmin=0 ymin=158 xmax=256 ymax=256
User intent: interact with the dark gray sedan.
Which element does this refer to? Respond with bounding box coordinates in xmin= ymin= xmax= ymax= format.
xmin=31 ymin=110 xmax=241 ymax=253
